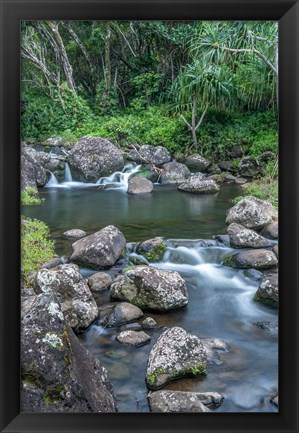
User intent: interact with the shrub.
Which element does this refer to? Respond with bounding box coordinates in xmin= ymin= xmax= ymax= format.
xmin=21 ymin=187 xmax=43 ymax=206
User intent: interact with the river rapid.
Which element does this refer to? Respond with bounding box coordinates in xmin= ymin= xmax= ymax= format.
xmin=23 ymin=164 xmax=278 ymax=413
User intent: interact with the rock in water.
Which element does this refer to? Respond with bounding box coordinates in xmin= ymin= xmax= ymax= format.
xmin=102 ymin=302 xmax=143 ymax=327
xmin=88 ymin=272 xmax=112 ymax=292
xmin=136 ymin=237 xmax=167 ymax=262
xmin=148 ymin=390 xmax=224 ymax=412
xmin=254 ymin=274 xmax=278 ymax=307
xmin=146 ymin=327 xmax=207 ymax=389
xmin=160 ymin=161 xmax=191 ymax=184
xmin=110 ymin=266 xmax=188 ymax=312
xmin=35 ymin=264 xmax=98 ymax=330
xmin=68 ymin=136 xmax=124 ymax=182
xmin=116 ymin=330 xmax=151 ymax=347
xmin=184 ymin=154 xmax=210 ymax=172
xmin=70 ymin=225 xmax=126 ymax=269
xmin=223 ymin=250 xmax=278 ymax=270
xmin=178 ymin=175 xmax=219 ymax=194
xmin=139 ymin=145 xmax=171 ymax=166
xmin=63 ymin=229 xmax=87 ymax=239
xmin=227 ymin=223 xmax=271 ymax=249
xmin=21 ymin=144 xmax=50 ymax=191
xmin=127 ymin=177 xmax=153 ymax=194
xmin=226 ymin=196 xmax=277 ymax=229
xmin=261 ymin=221 xmax=278 ymax=239
xmin=21 ymin=293 xmax=117 ymax=412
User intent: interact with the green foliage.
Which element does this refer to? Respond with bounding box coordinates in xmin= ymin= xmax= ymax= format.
xmin=234 ymin=179 xmax=278 ymax=209
xmin=21 ymin=217 xmax=56 ymax=283
xmin=94 ymin=81 xmax=120 ymax=115
xmin=21 ymin=187 xmax=43 ymax=206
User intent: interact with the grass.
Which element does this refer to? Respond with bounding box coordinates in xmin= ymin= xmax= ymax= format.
xmin=21 ymin=187 xmax=44 ymax=206
xmin=234 ymin=178 xmax=278 ymax=209
xmin=21 ymin=217 xmax=56 ymax=284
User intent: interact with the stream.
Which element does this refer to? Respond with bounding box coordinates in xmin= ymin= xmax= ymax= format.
xmin=22 ymin=164 xmax=278 ymax=413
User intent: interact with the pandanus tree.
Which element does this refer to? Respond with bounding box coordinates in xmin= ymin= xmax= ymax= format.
xmin=169 ymin=60 xmax=236 ymax=151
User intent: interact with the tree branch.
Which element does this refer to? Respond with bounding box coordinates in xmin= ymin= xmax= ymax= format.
xmin=223 ymin=46 xmax=278 ymax=76
xmin=178 ymin=113 xmax=192 ymax=130
xmin=195 ymin=105 xmax=208 ymax=131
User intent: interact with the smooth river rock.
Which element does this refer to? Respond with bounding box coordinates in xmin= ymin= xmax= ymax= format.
xmin=160 ymin=161 xmax=191 ymax=184
xmin=226 ymin=196 xmax=277 ymax=229
xmin=260 ymin=221 xmax=278 ymax=239
xmin=110 ymin=266 xmax=188 ymax=312
xmin=254 ymin=274 xmax=278 ymax=307
xmin=35 ymin=264 xmax=98 ymax=330
xmin=224 ymin=249 xmax=278 ymax=270
xmin=21 ymin=293 xmax=117 ymax=412
xmin=116 ymin=330 xmax=151 ymax=347
xmin=63 ymin=229 xmax=87 ymax=239
xmin=70 ymin=225 xmax=126 ymax=269
xmin=146 ymin=327 xmax=207 ymax=390
xmin=127 ymin=177 xmax=153 ymax=194
xmin=68 ymin=136 xmax=124 ymax=182
xmin=88 ymin=272 xmax=112 ymax=292
xmin=178 ymin=175 xmax=219 ymax=194
xmin=101 ymin=302 xmax=143 ymax=327
xmin=184 ymin=154 xmax=210 ymax=172
xmin=227 ymin=223 xmax=271 ymax=249
xmin=139 ymin=145 xmax=172 ymax=166
xmin=148 ymin=390 xmax=224 ymax=412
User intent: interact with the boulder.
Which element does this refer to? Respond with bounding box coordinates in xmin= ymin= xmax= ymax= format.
xmin=126 ymin=148 xmax=142 ymax=163
xmin=201 ymin=337 xmax=228 ymax=365
xmin=41 ymin=257 xmax=62 ymax=270
xmin=227 ymin=223 xmax=271 ymax=249
xmin=68 ymin=136 xmax=124 ymax=182
xmin=218 ymin=160 xmax=235 ymax=173
xmin=70 ymin=225 xmax=126 ymax=269
xmin=21 ymin=145 xmax=50 ymax=191
xmin=35 ymin=264 xmax=98 ymax=330
xmin=88 ymin=272 xmax=112 ymax=292
xmin=141 ymin=317 xmax=158 ymax=329
xmin=254 ymin=274 xmax=278 ymax=307
xmin=101 ymin=302 xmax=143 ymax=327
xmin=260 ymin=221 xmax=278 ymax=239
xmin=160 ymin=161 xmax=191 ymax=184
xmin=224 ymin=250 xmax=278 ymax=270
xmin=110 ymin=266 xmax=188 ymax=312
xmin=257 ymin=151 xmax=275 ymax=165
xmin=44 ymin=137 xmax=64 ymax=147
xmin=63 ymin=229 xmax=87 ymax=240
xmin=146 ymin=327 xmax=207 ymax=389
xmin=254 ymin=321 xmax=278 ymax=333
xmin=116 ymin=330 xmax=151 ymax=347
xmin=239 ymin=156 xmax=260 ymax=178
xmin=21 ymin=293 xmax=117 ymax=412
xmin=206 ymin=163 xmax=221 ymax=174
xmin=139 ymin=145 xmax=171 ymax=166
xmin=227 ymin=145 xmax=243 ymax=158
xmin=244 ymin=268 xmax=264 ymax=282
xmin=148 ymin=390 xmax=224 ymax=412
xmin=136 ymin=237 xmax=167 ymax=262
xmin=178 ymin=175 xmax=219 ymax=194
xmin=127 ymin=177 xmax=153 ymax=194
xmin=226 ymin=196 xmax=277 ymax=229
xmin=184 ymin=154 xmax=210 ymax=172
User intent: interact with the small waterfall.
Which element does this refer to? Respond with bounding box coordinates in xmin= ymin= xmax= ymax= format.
xmin=45 ymin=172 xmax=59 ymax=187
xmin=97 ymin=163 xmax=141 ymax=189
xmin=64 ymin=162 xmax=73 ymax=182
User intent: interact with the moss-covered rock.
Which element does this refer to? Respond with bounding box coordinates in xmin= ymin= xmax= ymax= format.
xmin=136 ymin=237 xmax=167 ymax=262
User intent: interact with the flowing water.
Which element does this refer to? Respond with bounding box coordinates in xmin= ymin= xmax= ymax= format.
xmin=23 ymin=166 xmax=278 ymax=413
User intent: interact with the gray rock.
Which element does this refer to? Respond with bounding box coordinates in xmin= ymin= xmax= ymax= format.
xmin=254 ymin=274 xmax=278 ymax=307
xmin=257 ymin=151 xmax=275 ymax=165
xmin=21 ymin=293 xmax=117 ymax=412
xmin=261 ymin=221 xmax=278 ymax=239
xmin=126 ymin=148 xmax=142 ymax=163
xmin=139 ymin=145 xmax=171 ymax=166
xmin=21 ymin=287 xmax=36 ymax=298
xmin=88 ymin=272 xmax=112 ymax=292
xmin=136 ymin=237 xmax=167 ymax=262
xmin=68 ymin=136 xmax=124 ymax=182
xmin=184 ymin=154 xmax=210 ymax=172
xmin=218 ymin=160 xmax=235 ymax=173
xmin=63 ymin=229 xmax=87 ymax=239
xmin=244 ymin=268 xmax=264 ymax=282
xmin=201 ymin=338 xmax=228 ymax=365
xmin=178 ymin=175 xmax=219 ymax=194
xmin=21 ymin=145 xmax=50 ymax=191
xmin=227 ymin=145 xmax=243 ymax=158
xmin=141 ymin=317 xmax=158 ymax=329
xmin=239 ymin=156 xmax=260 ymax=177
xmin=35 ymin=264 xmax=98 ymax=330
xmin=226 ymin=196 xmax=277 ymax=229
xmin=127 ymin=177 xmax=153 ymax=194
xmin=254 ymin=321 xmax=278 ymax=333
xmin=227 ymin=223 xmax=271 ymax=249
xmin=224 ymin=250 xmax=278 ymax=270
xmin=102 ymin=302 xmax=143 ymax=327
xmin=110 ymin=266 xmax=188 ymax=312
xmin=41 ymin=257 xmax=62 ymax=270
xmin=148 ymin=390 xmax=224 ymax=412
xmin=235 ymin=177 xmax=247 ymax=185
xmin=116 ymin=330 xmax=151 ymax=347
xmin=214 ymin=234 xmax=231 ymax=247
xmin=206 ymin=163 xmax=221 ymax=174
xmin=70 ymin=225 xmax=126 ymax=269
xmin=44 ymin=137 xmax=64 ymax=147
xmin=146 ymin=327 xmax=207 ymax=389
xmin=160 ymin=161 xmax=191 ymax=184
xmin=273 ymin=244 xmax=278 ymax=257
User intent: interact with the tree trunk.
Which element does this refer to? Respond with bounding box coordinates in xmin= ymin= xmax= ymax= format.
xmin=191 ymin=98 xmax=198 ymax=145
xmin=104 ymin=23 xmax=112 ymax=92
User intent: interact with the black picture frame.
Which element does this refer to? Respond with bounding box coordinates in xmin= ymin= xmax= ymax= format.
xmin=0 ymin=0 xmax=298 ymax=432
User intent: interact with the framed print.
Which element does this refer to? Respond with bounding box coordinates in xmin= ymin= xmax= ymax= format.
xmin=0 ymin=0 xmax=298 ymax=432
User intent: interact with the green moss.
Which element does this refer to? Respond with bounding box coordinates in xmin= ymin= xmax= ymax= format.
xmin=21 ymin=187 xmax=44 ymax=206
xmin=187 ymin=363 xmax=207 ymax=377
xmin=123 ymin=265 xmax=135 ymax=272
xmin=44 ymin=383 xmax=65 ymax=405
xmin=223 ymin=255 xmax=236 ymax=268
xmin=21 ymin=217 xmax=56 ymax=284
xmin=22 ymin=365 xmax=41 ymax=387
xmin=253 ymin=294 xmax=278 ymax=308
xmin=142 ymin=242 xmax=167 ymax=262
